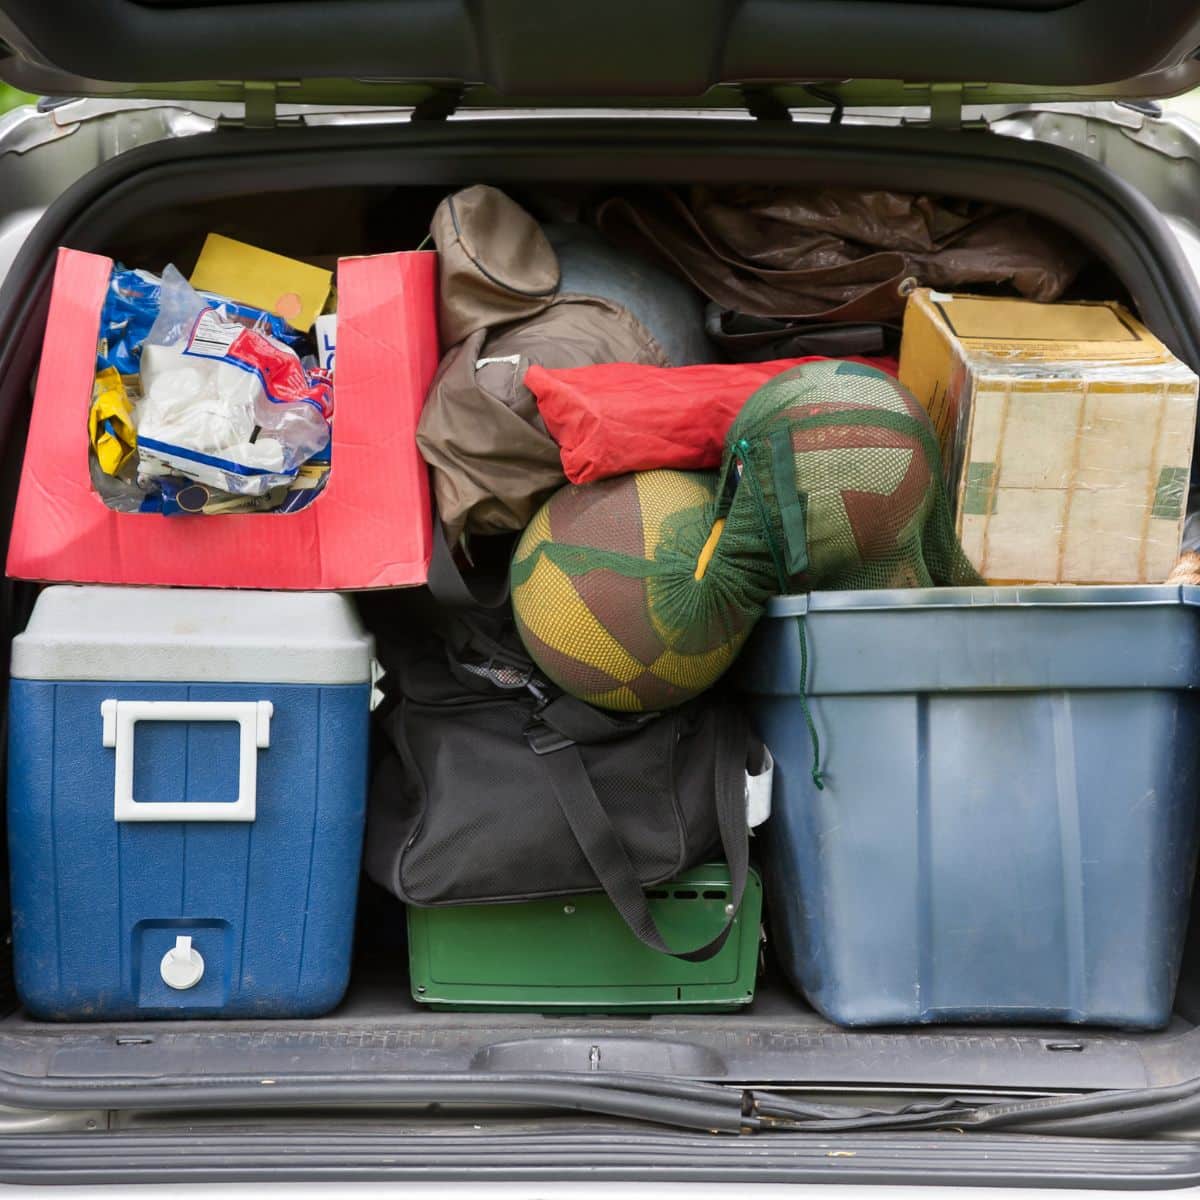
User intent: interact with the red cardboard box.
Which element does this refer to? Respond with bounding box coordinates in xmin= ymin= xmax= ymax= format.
xmin=7 ymin=247 xmax=440 ymax=589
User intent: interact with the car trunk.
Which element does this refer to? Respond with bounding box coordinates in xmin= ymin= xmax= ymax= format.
xmin=0 ymin=116 xmax=1196 ymax=1136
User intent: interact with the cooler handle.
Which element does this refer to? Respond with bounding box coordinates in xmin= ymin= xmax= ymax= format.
xmin=101 ymin=699 xmax=272 ymax=822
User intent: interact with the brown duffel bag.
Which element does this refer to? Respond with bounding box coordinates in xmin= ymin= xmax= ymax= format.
xmin=417 ymin=186 xmax=709 ymax=541
xmin=596 ymin=185 xmax=1087 ymax=328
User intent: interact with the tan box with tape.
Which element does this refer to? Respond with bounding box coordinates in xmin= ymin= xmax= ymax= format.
xmin=898 ymin=290 xmax=1199 ymax=584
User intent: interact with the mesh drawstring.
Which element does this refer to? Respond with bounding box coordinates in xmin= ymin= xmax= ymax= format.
xmin=795 ymin=614 xmax=825 ymax=790
xmin=736 ymin=439 xmax=790 ymax=593
xmin=737 ymin=437 xmax=824 ymax=790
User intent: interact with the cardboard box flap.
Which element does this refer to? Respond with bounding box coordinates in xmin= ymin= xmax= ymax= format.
xmin=926 ymin=293 xmax=1180 ymax=367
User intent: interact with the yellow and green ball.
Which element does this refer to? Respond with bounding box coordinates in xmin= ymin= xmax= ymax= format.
xmin=510 ymin=469 xmax=749 ymax=712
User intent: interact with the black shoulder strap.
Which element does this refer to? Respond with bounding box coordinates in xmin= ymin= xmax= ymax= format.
xmin=428 ymin=521 xmax=510 ymax=611
xmin=425 ymin=521 xmax=534 ymax=677
xmin=430 ymin=525 xmax=657 ymax=741
xmin=535 ymin=692 xmax=659 ymax=745
xmin=536 ymin=705 xmax=751 ymax=962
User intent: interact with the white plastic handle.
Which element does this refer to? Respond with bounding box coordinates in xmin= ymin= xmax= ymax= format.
xmin=101 ymin=699 xmax=272 ymax=822
xmin=746 ymin=747 xmax=774 ymax=829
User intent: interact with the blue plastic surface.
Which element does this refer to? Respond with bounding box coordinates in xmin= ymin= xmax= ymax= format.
xmin=8 ymin=679 xmax=369 ymax=1020
xmin=740 ymin=585 xmax=1200 ymax=1029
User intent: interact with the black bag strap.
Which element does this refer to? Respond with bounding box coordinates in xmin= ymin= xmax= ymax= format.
xmin=534 ymin=692 xmax=659 ymax=746
xmin=428 ymin=521 xmax=510 ymax=611
xmin=536 ymin=706 xmax=751 ymax=962
xmin=429 ymin=524 xmax=657 ymax=744
xmin=425 ymin=521 xmax=536 ymax=682
xmin=704 ymin=305 xmax=898 ymax=360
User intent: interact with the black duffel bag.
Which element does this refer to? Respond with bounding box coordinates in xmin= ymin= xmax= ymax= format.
xmin=364 ymin=589 xmax=757 ymax=962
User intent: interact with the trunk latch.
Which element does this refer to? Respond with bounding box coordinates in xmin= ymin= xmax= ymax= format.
xmin=903 ymin=82 xmax=989 ymax=132
xmin=243 ymin=82 xmax=278 ymax=129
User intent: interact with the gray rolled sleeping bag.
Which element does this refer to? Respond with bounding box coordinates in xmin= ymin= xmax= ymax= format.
xmin=416 ymin=186 xmax=711 ymax=541
xmin=546 ymin=223 xmax=712 ymax=369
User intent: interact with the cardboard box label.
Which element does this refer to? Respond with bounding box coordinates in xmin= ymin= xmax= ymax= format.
xmin=960 ymin=461 xmax=996 ymax=516
xmin=935 ymin=295 xmax=1139 ymax=345
xmin=1154 ymin=466 xmax=1190 ymax=520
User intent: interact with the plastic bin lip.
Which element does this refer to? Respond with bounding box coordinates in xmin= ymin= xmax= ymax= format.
xmin=766 ymin=583 xmax=1200 ymax=617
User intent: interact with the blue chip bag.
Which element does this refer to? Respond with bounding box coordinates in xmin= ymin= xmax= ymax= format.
xmin=97 ymin=264 xmax=308 ymax=375
xmin=97 ymin=268 xmax=160 ymax=375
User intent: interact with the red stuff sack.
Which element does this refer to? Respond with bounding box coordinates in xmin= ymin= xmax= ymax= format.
xmin=527 ymin=355 xmax=897 ymax=484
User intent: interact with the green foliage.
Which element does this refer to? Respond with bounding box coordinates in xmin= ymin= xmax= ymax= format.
xmin=0 ymin=84 xmax=35 ymax=114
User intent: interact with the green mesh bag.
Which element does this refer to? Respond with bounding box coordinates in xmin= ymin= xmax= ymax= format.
xmin=718 ymin=359 xmax=982 ymax=594
xmin=712 ymin=359 xmax=982 ymax=785
xmin=511 ymin=361 xmax=979 ymax=777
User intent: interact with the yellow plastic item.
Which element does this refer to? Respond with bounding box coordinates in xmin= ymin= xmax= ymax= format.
xmin=189 ymin=233 xmax=333 ymax=332
xmin=88 ymin=368 xmax=137 ymax=476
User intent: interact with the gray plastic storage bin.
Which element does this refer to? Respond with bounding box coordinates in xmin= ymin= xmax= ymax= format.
xmin=740 ymin=586 xmax=1200 ymax=1029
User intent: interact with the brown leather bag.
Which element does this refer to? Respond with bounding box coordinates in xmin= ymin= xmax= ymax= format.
xmin=596 ymin=186 xmax=1086 ymax=325
xmin=417 ymin=186 xmax=706 ymax=540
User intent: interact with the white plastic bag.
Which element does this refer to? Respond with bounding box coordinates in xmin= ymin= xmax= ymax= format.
xmin=136 ymin=267 xmax=332 ymax=496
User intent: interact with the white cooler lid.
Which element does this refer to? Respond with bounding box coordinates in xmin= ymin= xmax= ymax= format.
xmin=11 ymin=587 xmax=373 ymax=684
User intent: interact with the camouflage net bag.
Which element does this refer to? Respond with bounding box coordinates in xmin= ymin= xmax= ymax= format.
xmin=511 ymin=361 xmax=980 ymax=763
xmin=720 ymin=359 xmax=982 ymax=593
xmin=717 ymin=359 xmax=982 ymax=782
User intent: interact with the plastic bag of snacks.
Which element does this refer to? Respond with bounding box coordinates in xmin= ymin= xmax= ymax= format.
xmin=136 ymin=267 xmax=332 ymax=496
xmin=89 ymin=262 xmax=333 ymax=510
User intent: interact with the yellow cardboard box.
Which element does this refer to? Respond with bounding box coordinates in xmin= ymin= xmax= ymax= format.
xmin=899 ymin=290 xmax=1198 ymax=584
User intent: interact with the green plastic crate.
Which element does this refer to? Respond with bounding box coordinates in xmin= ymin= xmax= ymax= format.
xmin=406 ymin=864 xmax=762 ymax=1013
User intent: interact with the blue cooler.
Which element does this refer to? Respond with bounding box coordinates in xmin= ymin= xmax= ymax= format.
xmin=740 ymin=585 xmax=1200 ymax=1029
xmin=8 ymin=586 xmax=373 ymax=1020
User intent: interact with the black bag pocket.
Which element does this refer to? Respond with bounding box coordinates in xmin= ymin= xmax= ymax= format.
xmin=368 ymin=696 xmax=696 ymax=906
